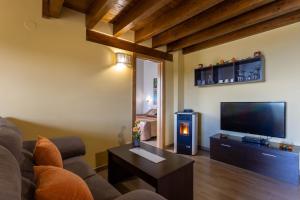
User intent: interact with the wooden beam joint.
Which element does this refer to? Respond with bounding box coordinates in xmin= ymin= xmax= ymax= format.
xmin=168 ymin=0 xmax=300 ymax=52
xmin=43 ymin=0 xmax=64 ymax=18
xmin=182 ymin=10 xmax=300 ymax=54
xmin=152 ymin=0 xmax=273 ymax=48
xmin=113 ymin=0 xmax=172 ymax=37
xmin=86 ymin=30 xmax=173 ymax=61
xmin=134 ymin=0 xmax=223 ymax=43
xmin=86 ymin=0 xmax=114 ymax=29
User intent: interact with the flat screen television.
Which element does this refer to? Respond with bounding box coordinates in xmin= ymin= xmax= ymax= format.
xmin=221 ymin=102 xmax=286 ymax=138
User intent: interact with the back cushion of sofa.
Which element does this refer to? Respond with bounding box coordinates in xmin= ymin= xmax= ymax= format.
xmin=0 ymin=127 xmax=23 ymax=162
xmin=0 ymin=117 xmax=23 ymax=162
xmin=0 ymin=117 xmax=22 ymax=135
xmin=0 ymin=145 xmax=22 ymax=200
xmin=21 ymin=149 xmax=35 ymax=181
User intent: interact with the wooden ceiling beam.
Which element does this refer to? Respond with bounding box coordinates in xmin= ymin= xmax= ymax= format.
xmin=42 ymin=0 xmax=64 ymax=18
xmin=182 ymin=10 xmax=300 ymax=54
xmin=113 ymin=0 xmax=172 ymax=37
xmin=86 ymin=30 xmax=173 ymax=61
xmin=134 ymin=0 xmax=223 ymax=43
xmin=42 ymin=0 xmax=50 ymax=18
xmin=152 ymin=0 xmax=274 ymax=48
xmin=86 ymin=0 xmax=115 ymax=29
xmin=168 ymin=0 xmax=300 ymax=52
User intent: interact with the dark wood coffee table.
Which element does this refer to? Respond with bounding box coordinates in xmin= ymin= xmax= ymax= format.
xmin=107 ymin=143 xmax=194 ymax=200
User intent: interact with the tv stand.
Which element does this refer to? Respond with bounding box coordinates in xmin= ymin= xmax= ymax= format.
xmin=210 ymin=134 xmax=300 ymax=185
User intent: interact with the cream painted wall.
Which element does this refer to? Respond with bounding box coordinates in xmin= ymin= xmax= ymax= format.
xmin=183 ymin=22 xmax=300 ymax=148
xmin=0 ymin=0 xmax=133 ymax=167
xmin=0 ymin=0 xmax=176 ymax=166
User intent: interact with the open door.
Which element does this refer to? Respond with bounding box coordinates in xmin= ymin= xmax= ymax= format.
xmin=132 ymin=54 xmax=165 ymax=149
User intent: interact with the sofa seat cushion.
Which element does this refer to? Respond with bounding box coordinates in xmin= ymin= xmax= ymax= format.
xmin=34 ymin=166 xmax=94 ymax=200
xmin=63 ymin=157 xmax=96 ymax=180
xmin=0 ymin=145 xmax=21 ymax=200
xmin=114 ymin=190 xmax=166 ymax=200
xmin=85 ymin=175 xmax=121 ymax=200
xmin=21 ymin=177 xmax=35 ymax=200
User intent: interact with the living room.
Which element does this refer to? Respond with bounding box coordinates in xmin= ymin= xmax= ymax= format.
xmin=1 ymin=0 xmax=300 ymax=200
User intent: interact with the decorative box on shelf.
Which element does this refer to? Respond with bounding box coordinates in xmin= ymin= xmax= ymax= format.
xmin=194 ymin=54 xmax=265 ymax=87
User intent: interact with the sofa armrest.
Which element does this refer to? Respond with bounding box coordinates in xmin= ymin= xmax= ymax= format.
xmin=23 ymin=136 xmax=86 ymax=160
xmin=114 ymin=190 xmax=166 ymax=200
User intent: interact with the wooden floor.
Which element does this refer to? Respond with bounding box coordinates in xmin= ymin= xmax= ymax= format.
xmin=141 ymin=137 xmax=157 ymax=147
xmin=99 ymin=150 xmax=300 ymax=200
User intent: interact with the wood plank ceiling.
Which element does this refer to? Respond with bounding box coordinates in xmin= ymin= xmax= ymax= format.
xmin=43 ymin=0 xmax=300 ymax=56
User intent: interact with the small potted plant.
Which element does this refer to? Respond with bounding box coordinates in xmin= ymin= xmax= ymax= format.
xmin=132 ymin=121 xmax=141 ymax=147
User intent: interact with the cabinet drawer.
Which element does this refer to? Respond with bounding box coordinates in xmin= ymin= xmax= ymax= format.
xmin=210 ymin=138 xmax=246 ymax=168
xmin=210 ymin=135 xmax=300 ymax=185
xmin=245 ymin=147 xmax=299 ymax=184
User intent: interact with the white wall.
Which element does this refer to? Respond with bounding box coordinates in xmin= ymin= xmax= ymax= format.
xmin=183 ymin=22 xmax=300 ymax=148
xmin=136 ymin=59 xmax=158 ymax=114
xmin=143 ymin=60 xmax=159 ymax=113
xmin=136 ymin=59 xmax=144 ymax=114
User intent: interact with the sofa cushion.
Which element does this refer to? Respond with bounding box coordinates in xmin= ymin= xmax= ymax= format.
xmin=0 ymin=126 xmax=23 ymax=162
xmin=34 ymin=166 xmax=94 ymax=200
xmin=114 ymin=190 xmax=166 ymax=200
xmin=85 ymin=175 xmax=121 ymax=200
xmin=21 ymin=177 xmax=35 ymax=200
xmin=20 ymin=149 xmax=35 ymax=182
xmin=0 ymin=145 xmax=22 ymax=200
xmin=34 ymin=136 xmax=63 ymax=168
xmin=63 ymin=157 xmax=96 ymax=180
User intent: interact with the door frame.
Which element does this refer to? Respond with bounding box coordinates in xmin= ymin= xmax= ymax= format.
xmin=132 ymin=53 xmax=165 ymax=149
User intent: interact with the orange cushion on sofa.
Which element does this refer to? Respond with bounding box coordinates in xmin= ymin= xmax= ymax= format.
xmin=34 ymin=166 xmax=94 ymax=200
xmin=34 ymin=136 xmax=63 ymax=168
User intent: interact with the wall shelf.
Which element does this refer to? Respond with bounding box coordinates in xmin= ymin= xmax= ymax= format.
xmin=194 ymin=55 xmax=265 ymax=87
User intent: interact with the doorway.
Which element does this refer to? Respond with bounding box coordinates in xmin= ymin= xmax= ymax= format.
xmin=133 ymin=55 xmax=165 ymax=149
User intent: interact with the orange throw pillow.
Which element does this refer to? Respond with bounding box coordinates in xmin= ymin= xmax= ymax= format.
xmin=34 ymin=136 xmax=63 ymax=168
xmin=34 ymin=166 xmax=94 ymax=200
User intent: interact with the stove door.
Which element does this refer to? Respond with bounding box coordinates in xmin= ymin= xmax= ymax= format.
xmin=177 ymin=115 xmax=193 ymax=155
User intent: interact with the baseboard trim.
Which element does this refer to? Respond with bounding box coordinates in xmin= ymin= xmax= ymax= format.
xmin=199 ymin=146 xmax=210 ymax=152
xmin=165 ymin=143 xmax=174 ymax=148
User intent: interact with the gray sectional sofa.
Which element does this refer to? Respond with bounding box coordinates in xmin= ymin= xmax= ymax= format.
xmin=0 ymin=117 xmax=165 ymax=200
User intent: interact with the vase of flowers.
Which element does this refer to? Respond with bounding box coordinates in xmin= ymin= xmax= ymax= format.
xmin=132 ymin=121 xmax=141 ymax=147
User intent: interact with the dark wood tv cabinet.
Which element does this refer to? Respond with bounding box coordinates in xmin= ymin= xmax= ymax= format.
xmin=210 ymin=134 xmax=300 ymax=185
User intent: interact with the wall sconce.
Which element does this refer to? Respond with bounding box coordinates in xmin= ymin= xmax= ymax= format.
xmin=115 ymin=53 xmax=132 ymax=65
xmin=145 ymin=96 xmax=153 ymax=105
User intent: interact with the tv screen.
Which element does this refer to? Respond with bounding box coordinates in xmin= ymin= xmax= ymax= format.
xmin=221 ymin=102 xmax=286 ymax=138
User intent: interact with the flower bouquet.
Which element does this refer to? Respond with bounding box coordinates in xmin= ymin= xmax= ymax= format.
xmin=132 ymin=121 xmax=141 ymax=147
